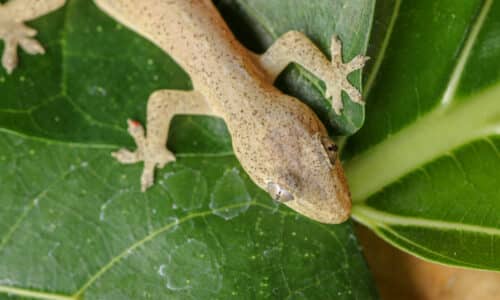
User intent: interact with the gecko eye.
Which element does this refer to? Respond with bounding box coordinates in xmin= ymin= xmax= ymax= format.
xmin=321 ymin=136 xmax=338 ymax=165
xmin=266 ymin=182 xmax=294 ymax=202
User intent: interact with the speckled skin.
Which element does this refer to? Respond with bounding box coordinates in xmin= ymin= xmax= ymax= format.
xmin=0 ymin=0 xmax=367 ymax=224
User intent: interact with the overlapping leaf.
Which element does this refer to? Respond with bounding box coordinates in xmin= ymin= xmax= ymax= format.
xmin=346 ymin=0 xmax=500 ymax=271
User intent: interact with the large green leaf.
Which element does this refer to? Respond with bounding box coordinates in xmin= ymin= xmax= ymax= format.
xmin=0 ymin=131 xmax=377 ymax=299
xmin=0 ymin=0 xmax=377 ymax=299
xmin=346 ymin=0 xmax=500 ymax=270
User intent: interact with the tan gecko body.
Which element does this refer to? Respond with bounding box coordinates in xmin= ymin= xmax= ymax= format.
xmin=0 ymin=0 xmax=367 ymax=224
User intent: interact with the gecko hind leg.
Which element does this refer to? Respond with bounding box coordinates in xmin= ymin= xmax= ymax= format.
xmin=112 ymin=89 xmax=216 ymax=192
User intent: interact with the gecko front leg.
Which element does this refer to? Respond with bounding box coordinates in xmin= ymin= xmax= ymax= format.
xmin=258 ymin=31 xmax=368 ymax=114
xmin=0 ymin=0 xmax=66 ymax=73
xmin=112 ymin=89 xmax=217 ymax=192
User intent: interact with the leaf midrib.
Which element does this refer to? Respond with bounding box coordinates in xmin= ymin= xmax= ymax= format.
xmin=374 ymin=224 xmax=492 ymax=270
xmin=0 ymin=128 xmax=236 ymax=159
xmin=440 ymin=0 xmax=493 ymax=108
xmin=0 ymin=286 xmax=72 ymax=300
xmin=346 ymin=0 xmax=497 ymax=202
xmin=363 ymin=0 xmax=402 ymax=97
xmin=353 ymin=205 xmax=500 ymax=236
xmin=353 ymin=204 xmax=500 ymax=270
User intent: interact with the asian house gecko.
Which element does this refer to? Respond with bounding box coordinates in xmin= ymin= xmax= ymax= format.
xmin=0 ymin=0 xmax=368 ymax=224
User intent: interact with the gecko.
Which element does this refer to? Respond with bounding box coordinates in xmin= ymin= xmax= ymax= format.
xmin=0 ymin=0 xmax=368 ymax=224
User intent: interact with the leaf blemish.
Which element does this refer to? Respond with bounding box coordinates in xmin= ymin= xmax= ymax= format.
xmin=166 ymin=239 xmax=222 ymax=292
xmin=209 ymin=168 xmax=251 ymax=220
xmin=158 ymin=264 xmax=167 ymax=277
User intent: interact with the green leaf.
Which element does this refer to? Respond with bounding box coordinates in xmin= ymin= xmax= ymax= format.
xmin=0 ymin=0 xmax=377 ymax=299
xmin=0 ymin=131 xmax=377 ymax=299
xmin=345 ymin=0 xmax=500 ymax=270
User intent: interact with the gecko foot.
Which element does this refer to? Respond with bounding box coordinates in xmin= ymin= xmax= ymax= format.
xmin=0 ymin=19 xmax=45 ymax=74
xmin=326 ymin=35 xmax=369 ymax=114
xmin=112 ymin=119 xmax=176 ymax=192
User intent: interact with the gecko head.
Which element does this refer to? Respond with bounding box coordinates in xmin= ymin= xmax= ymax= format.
xmin=262 ymin=134 xmax=351 ymax=224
